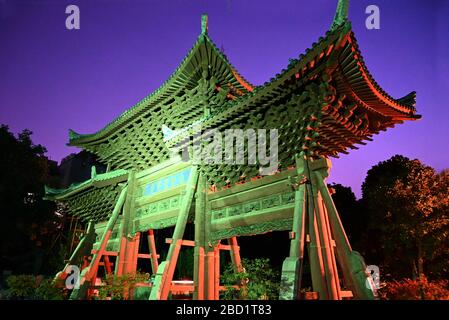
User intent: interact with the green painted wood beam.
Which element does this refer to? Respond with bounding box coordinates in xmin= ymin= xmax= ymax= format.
xmin=280 ymin=157 xmax=307 ymax=300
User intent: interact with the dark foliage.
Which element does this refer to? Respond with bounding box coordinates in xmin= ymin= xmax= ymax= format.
xmin=0 ymin=125 xmax=62 ymax=277
xmin=360 ymin=155 xmax=449 ymax=280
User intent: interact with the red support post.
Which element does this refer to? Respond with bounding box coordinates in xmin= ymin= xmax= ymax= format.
xmin=160 ymin=239 xmax=183 ymax=300
xmin=214 ymin=244 xmax=220 ymax=300
xmin=82 ymin=256 xmax=90 ymax=271
xmin=116 ymin=236 xmax=127 ymax=276
xmin=320 ymin=195 xmax=342 ymax=299
xmin=313 ymin=189 xmax=340 ymax=300
xmin=84 ymin=230 xmax=112 ymax=282
xmin=228 ymin=237 xmax=243 ymax=272
xmin=130 ymin=232 xmax=141 ymax=274
xmin=197 ymin=247 xmax=205 ymax=300
xmin=206 ymin=251 xmax=215 ymax=300
xmin=104 ymin=255 xmax=113 ymax=275
xmin=147 ymin=229 xmax=159 ymax=274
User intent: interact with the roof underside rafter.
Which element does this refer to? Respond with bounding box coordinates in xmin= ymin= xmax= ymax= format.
xmin=45 ymin=169 xmax=129 ymax=222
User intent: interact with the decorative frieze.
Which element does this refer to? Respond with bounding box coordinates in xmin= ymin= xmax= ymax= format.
xmin=135 ymin=195 xmax=181 ymax=219
xmin=211 ymin=191 xmax=295 ymax=221
xmin=210 ymin=218 xmax=293 ymax=241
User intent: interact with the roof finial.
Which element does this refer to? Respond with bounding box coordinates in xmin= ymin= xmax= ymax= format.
xmin=331 ymin=0 xmax=349 ymax=30
xmin=201 ymin=14 xmax=208 ymax=34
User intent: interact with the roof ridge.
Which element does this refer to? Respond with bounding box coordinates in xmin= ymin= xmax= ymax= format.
xmin=68 ymin=33 xmax=206 ymax=143
xmin=226 ymin=22 xmax=350 ymax=107
xmin=203 ymin=35 xmax=254 ymax=92
xmin=346 ymin=31 xmax=417 ymax=113
xmin=69 ymin=24 xmax=254 ymax=145
xmin=44 ymin=168 xmax=128 ymax=199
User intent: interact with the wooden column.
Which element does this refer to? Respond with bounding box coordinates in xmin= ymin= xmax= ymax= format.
xmin=116 ymin=170 xmax=137 ymax=276
xmin=228 ymin=237 xmax=242 ymax=272
xmin=196 ymin=247 xmax=205 ymax=300
xmin=147 ymin=230 xmax=159 ymax=275
xmin=214 ymin=242 xmax=221 ymax=300
xmin=193 ymin=174 xmax=207 ymax=300
xmin=318 ymin=192 xmax=342 ymax=297
xmin=206 ymin=251 xmax=216 ymax=300
xmin=304 ymin=160 xmax=329 ymax=300
xmin=311 ymin=174 xmax=340 ymax=300
xmin=103 ymin=255 xmax=113 ymax=275
xmin=125 ymin=232 xmax=140 ymax=275
xmin=280 ymin=156 xmax=307 ymax=300
xmin=202 ymin=175 xmax=220 ymax=300
xmin=115 ymin=236 xmax=127 ymax=276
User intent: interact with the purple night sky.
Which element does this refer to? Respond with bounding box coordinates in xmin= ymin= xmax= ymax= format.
xmin=1 ymin=0 xmax=448 ymax=197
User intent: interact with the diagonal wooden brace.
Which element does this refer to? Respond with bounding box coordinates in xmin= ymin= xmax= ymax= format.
xmin=54 ymin=221 xmax=95 ymax=283
xmin=314 ymin=165 xmax=376 ymax=300
xmin=147 ymin=229 xmax=159 ymax=274
xmin=149 ymin=166 xmax=199 ymax=300
xmin=82 ymin=185 xmax=128 ymax=284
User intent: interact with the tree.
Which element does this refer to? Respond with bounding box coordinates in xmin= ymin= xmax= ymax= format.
xmin=329 ymin=183 xmax=365 ymax=246
xmin=221 ymin=258 xmax=280 ymax=300
xmin=379 ymin=277 xmax=449 ymax=300
xmin=361 ymin=155 xmax=449 ymax=280
xmin=0 ymin=125 xmax=61 ymax=276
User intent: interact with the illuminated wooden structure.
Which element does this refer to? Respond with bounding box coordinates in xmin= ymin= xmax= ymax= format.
xmin=46 ymin=0 xmax=420 ymax=300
